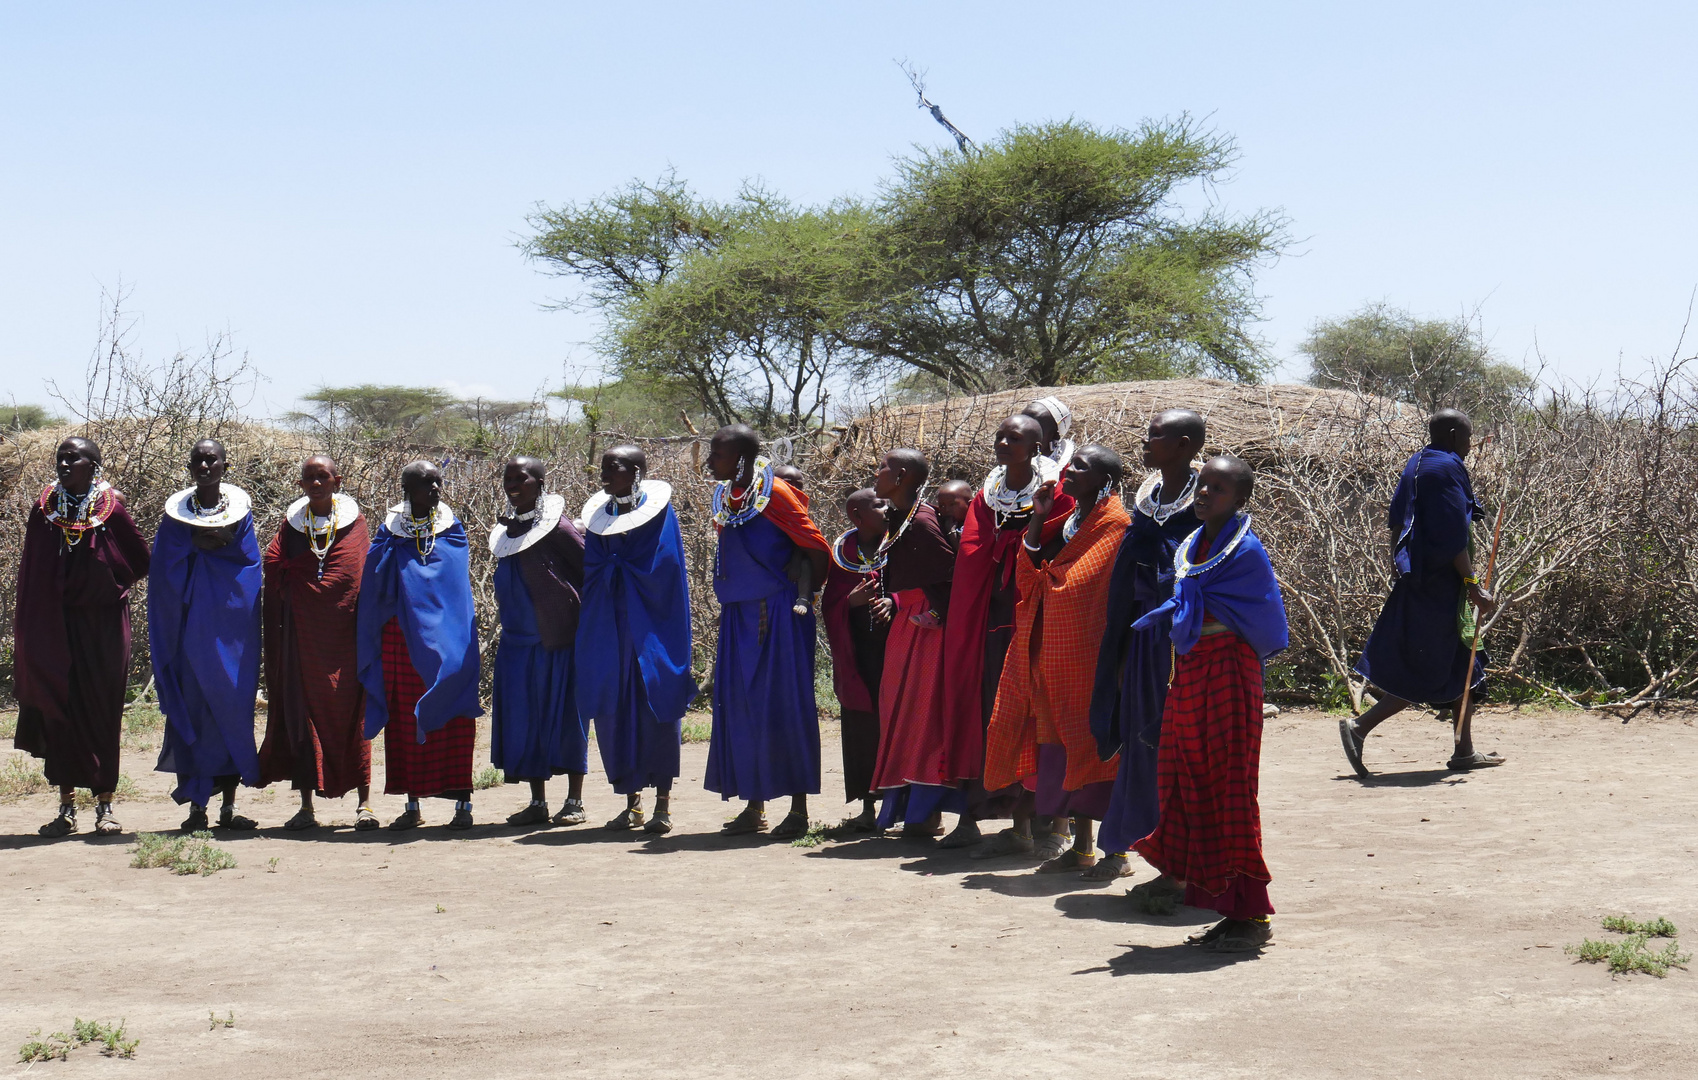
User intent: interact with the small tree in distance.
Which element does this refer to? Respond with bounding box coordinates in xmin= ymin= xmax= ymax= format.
xmin=1301 ymin=303 xmax=1534 ymax=420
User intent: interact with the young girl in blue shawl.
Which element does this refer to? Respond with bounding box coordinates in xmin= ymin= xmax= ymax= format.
xmin=149 ymin=439 xmax=262 ymax=832
xmin=1340 ymin=409 xmax=1502 ymax=777
xmin=357 ymin=460 xmax=483 ymax=830
xmin=576 ymin=445 xmax=696 ymax=835
xmin=1130 ymin=455 xmax=1288 ymax=953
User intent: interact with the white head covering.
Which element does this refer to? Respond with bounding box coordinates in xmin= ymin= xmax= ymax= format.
xmin=1031 ymin=395 xmax=1072 ymax=439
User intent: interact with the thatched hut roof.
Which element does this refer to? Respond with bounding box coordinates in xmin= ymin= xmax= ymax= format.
xmin=820 ymin=378 xmax=1424 ymax=484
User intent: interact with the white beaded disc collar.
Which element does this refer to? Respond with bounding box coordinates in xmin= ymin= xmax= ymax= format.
xmin=163 ymin=484 xmax=252 ymax=528
xmin=581 ymin=480 xmax=672 ymax=537
xmin=489 ymin=493 xmax=566 ymax=557
xmin=385 ymin=501 xmax=456 ymax=537
xmin=287 ymin=492 xmax=361 ymax=533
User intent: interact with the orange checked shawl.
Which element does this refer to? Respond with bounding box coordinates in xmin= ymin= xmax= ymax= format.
xmin=983 ymin=495 xmax=1130 ymax=792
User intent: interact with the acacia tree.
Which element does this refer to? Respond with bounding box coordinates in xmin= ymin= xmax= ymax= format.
xmin=523 ymin=118 xmax=1285 ymax=425
xmin=1302 ymin=303 xmax=1535 ymax=420
xmin=838 ymin=117 xmax=1285 ymax=390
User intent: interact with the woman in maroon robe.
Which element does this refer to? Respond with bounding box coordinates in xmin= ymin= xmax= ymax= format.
xmin=257 ymin=456 xmax=374 ymax=830
xmin=14 ymin=437 xmax=150 ymax=837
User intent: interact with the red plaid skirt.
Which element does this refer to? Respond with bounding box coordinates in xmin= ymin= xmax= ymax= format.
xmin=1133 ymin=630 xmax=1271 ymax=895
xmin=381 ymin=619 xmax=476 ymax=798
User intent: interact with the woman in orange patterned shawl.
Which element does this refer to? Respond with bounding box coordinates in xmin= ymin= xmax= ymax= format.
xmin=984 ymin=445 xmax=1130 ymax=877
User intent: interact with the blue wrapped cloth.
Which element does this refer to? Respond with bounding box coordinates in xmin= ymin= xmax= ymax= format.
xmin=1356 ymin=446 xmax=1485 ymax=704
xmin=357 ymin=509 xmax=482 ymax=741
xmin=705 ymin=513 xmax=820 ymax=801
xmin=1133 ymin=514 xmax=1289 ymax=661
xmin=576 ymin=495 xmax=695 ymax=794
xmin=150 ymin=509 xmax=263 ymax=806
xmin=1090 ymin=491 xmax=1199 ymax=854
xmin=491 ymin=556 xmax=584 ymax=779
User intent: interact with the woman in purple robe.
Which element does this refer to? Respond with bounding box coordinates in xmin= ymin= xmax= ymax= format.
xmin=14 ymin=437 xmax=150 ymax=838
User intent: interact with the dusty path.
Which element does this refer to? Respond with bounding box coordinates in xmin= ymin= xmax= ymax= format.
xmin=2 ymin=708 xmax=1696 ymax=1078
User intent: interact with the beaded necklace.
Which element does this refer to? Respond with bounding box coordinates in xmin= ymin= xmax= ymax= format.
xmin=188 ymin=487 xmax=230 ymax=519
xmin=1174 ymin=513 xmax=1253 ymax=581
xmin=831 ymin=528 xmax=889 ymax=574
xmin=710 ymin=457 xmax=773 ymax=528
xmin=405 ymin=509 xmax=438 ymax=560
xmin=303 ymin=506 xmax=336 ymax=578
xmin=1134 ymin=470 xmax=1198 ymax=526
xmin=43 ymin=482 xmax=109 ymax=551
xmin=982 ymin=458 xmax=1060 ymax=530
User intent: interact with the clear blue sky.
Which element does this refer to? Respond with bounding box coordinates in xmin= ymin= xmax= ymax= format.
xmin=3 ymin=2 xmax=1693 ymax=418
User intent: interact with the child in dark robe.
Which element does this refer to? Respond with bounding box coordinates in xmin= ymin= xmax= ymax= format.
xmin=258 ymin=456 xmax=375 ymax=830
xmin=1130 ymin=455 xmax=1288 ymax=952
xmin=1089 ymin=410 xmax=1204 ymax=876
xmin=821 ymin=488 xmax=892 ymax=830
xmin=1341 ymin=409 xmax=1502 ymax=775
xmin=15 ymin=437 xmax=150 ymax=838
xmin=865 ymin=451 xmax=957 ymax=836
xmin=489 ymin=457 xmax=588 ymax=827
xmin=150 ymin=439 xmax=263 ymax=831
xmin=933 ymin=479 xmax=972 ymax=554
xmin=357 ymin=460 xmax=483 ymax=830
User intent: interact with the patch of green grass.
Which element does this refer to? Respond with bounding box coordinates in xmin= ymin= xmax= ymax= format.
xmin=472 ymin=765 xmax=504 ymax=790
xmin=1601 ymin=915 xmax=1678 ymax=937
xmin=0 ymin=711 xmax=17 ymax=739
xmin=19 ymin=1019 xmax=136 ymax=1062
xmin=209 ymin=1010 xmax=234 ymax=1030
xmin=122 ymin=703 xmax=166 ymax=747
xmin=0 ymin=754 xmax=51 ymax=800
xmin=1568 ymin=915 xmax=1690 ymax=977
xmin=789 ymin=820 xmax=829 ymax=848
xmin=682 ymin=718 xmax=713 ymax=744
xmin=129 ymin=831 xmax=237 ymax=876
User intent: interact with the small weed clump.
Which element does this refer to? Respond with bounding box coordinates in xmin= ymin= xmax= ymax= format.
xmin=209 ymin=1010 xmax=235 ymax=1030
xmin=681 ymin=720 xmax=713 ymax=744
xmin=472 ymin=765 xmax=504 ymax=790
xmin=122 ymin=703 xmax=167 ymax=748
xmin=18 ymin=1018 xmax=137 ymax=1062
xmin=130 ymin=831 xmax=238 ymax=876
xmin=790 ymin=821 xmax=829 ymax=848
xmin=0 ymin=755 xmax=51 ymax=800
xmin=1567 ymin=915 xmax=1690 ymax=978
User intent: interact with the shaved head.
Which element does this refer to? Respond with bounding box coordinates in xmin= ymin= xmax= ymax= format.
xmin=1204 ymin=454 xmax=1254 ymax=500
xmin=1075 ymin=444 xmax=1124 ymax=486
xmin=605 ymin=443 xmax=647 ymax=471
xmin=1429 ymin=408 xmax=1472 ymax=442
xmin=884 ymin=447 xmax=929 ymax=488
xmin=59 ymin=436 xmax=101 ymax=464
xmin=507 ymin=455 xmax=546 ymax=481
xmin=1155 ymin=408 xmax=1205 ymax=448
xmin=302 ymin=454 xmax=340 ymax=476
xmin=845 ymin=487 xmax=879 ymax=512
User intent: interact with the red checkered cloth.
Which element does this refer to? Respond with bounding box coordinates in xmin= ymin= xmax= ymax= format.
xmin=1132 ymin=629 xmax=1271 ymax=895
xmin=380 ymin=618 xmax=476 ymax=798
xmin=983 ymin=496 xmax=1128 ymax=792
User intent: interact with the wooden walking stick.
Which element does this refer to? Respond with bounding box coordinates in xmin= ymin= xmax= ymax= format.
xmin=1456 ymin=503 xmax=1507 ymax=727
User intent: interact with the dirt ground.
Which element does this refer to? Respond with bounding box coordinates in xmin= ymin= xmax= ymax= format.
xmin=2 ymin=706 xmax=1696 ymax=1079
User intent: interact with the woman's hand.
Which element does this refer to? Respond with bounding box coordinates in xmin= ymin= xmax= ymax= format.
xmin=846 ymin=577 xmax=879 ymax=609
xmin=1031 ymin=479 xmax=1057 ymax=521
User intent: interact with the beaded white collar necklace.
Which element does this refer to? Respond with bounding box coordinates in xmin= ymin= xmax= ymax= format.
xmin=1134 ymin=469 xmax=1198 ymax=526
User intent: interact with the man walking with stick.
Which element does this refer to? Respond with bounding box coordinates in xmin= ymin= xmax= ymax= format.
xmin=1340 ymin=409 xmax=1505 ymax=776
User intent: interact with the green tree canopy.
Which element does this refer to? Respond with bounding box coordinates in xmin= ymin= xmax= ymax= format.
xmin=288 ymin=384 xmax=542 ymax=447
xmin=524 ymin=117 xmax=1284 ymax=429
xmin=1301 ymin=303 xmax=1534 ymax=419
xmin=841 ymin=117 xmax=1283 ymax=390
